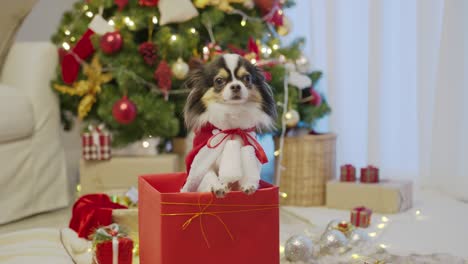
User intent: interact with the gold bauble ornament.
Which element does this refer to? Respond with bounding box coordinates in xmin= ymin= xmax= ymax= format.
xmin=172 ymin=57 xmax=189 ymax=80
xmin=284 ymin=109 xmax=300 ymax=128
xmin=277 ymin=16 xmax=292 ymax=36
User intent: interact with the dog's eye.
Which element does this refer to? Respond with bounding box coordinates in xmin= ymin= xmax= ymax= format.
xmin=214 ymin=77 xmax=225 ymax=86
xmin=242 ymin=74 xmax=251 ymax=83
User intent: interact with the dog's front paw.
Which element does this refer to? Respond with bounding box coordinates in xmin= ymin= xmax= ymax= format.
xmin=212 ymin=183 xmax=230 ymax=198
xmin=240 ymin=183 xmax=258 ymax=195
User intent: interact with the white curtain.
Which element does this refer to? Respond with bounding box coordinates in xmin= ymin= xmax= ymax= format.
xmin=286 ymin=0 xmax=468 ymax=199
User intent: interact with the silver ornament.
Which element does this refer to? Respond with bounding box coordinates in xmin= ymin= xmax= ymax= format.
xmin=347 ymin=228 xmax=370 ymax=247
xmin=319 ymin=230 xmax=349 ymax=255
xmin=172 ymin=57 xmax=189 ymax=79
xmin=284 ymin=235 xmax=314 ymax=262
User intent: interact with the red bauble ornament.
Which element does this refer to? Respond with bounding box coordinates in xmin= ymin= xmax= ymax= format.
xmin=115 ymin=0 xmax=129 ymax=11
xmin=154 ymin=60 xmax=172 ymax=98
xmin=309 ymin=88 xmax=322 ymax=106
xmin=138 ymin=42 xmax=158 ymax=66
xmin=112 ymin=96 xmax=137 ymax=124
xmin=100 ymin=31 xmax=123 ymax=55
xmin=139 ymin=0 xmax=158 ymax=7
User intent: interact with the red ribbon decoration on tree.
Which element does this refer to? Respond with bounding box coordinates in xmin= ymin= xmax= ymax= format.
xmin=61 ymin=29 xmax=96 ymax=84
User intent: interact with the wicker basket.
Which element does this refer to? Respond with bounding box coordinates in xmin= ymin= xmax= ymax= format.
xmin=278 ymin=133 xmax=337 ymax=206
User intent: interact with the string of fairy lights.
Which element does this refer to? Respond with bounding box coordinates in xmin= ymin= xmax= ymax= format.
xmin=59 ymin=1 xmax=295 ymax=185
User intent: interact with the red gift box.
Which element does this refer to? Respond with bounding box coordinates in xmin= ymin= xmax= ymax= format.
xmin=360 ymin=166 xmax=379 ymax=183
xmin=94 ymin=224 xmax=133 ymax=264
xmin=139 ymin=172 xmax=279 ymax=264
xmin=82 ymin=127 xmax=111 ymax=161
xmin=340 ymin=164 xmax=356 ymax=182
xmin=350 ymin=206 xmax=372 ymax=228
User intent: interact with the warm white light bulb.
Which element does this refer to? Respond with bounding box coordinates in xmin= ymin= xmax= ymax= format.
xmin=250 ymin=59 xmax=257 ymax=64
xmin=190 ymin=28 xmax=197 ymax=34
xmin=381 ymin=216 xmax=389 ymax=222
xmin=203 ymin=46 xmax=209 ymax=54
xmin=272 ymin=44 xmax=279 ymax=50
xmin=108 ymin=19 xmax=115 ymax=26
xmin=64 ymin=29 xmax=71 ymax=36
xmin=152 ymin=16 xmax=158 ymax=24
xmin=240 ymin=18 xmax=247 ymax=27
xmin=62 ymin=42 xmax=71 ymax=50
xmin=170 ymin=35 xmax=177 ymax=41
xmin=85 ymin=11 xmax=93 ymax=18
xmin=142 ymin=141 xmax=150 ymax=148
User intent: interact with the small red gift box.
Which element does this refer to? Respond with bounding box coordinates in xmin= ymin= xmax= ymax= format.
xmin=360 ymin=166 xmax=379 ymax=183
xmin=82 ymin=126 xmax=111 ymax=161
xmin=340 ymin=164 xmax=356 ymax=182
xmin=93 ymin=224 xmax=133 ymax=264
xmin=139 ymin=172 xmax=279 ymax=264
xmin=350 ymin=206 xmax=372 ymax=228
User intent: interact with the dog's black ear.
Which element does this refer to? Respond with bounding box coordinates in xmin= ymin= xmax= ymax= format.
xmin=252 ymin=66 xmax=278 ymax=122
xmin=184 ymin=68 xmax=204 ymax=90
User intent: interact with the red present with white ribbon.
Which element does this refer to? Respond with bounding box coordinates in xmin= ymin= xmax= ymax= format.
xmin=340 ymin=164 xmax=356 ymax=182
xmin=93 ymin=224 xmax=133 ymax=264
xmin=350 ymin=206 xmax=372 ymax=228
xmin=82 ymin=124 xmax=111 ymax=161
xmin=360 ymin=165 xmax=379 ymax=183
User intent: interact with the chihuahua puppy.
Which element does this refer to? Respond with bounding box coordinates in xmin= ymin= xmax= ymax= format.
xmin=181 ymin=54 xmax=277 ymax=197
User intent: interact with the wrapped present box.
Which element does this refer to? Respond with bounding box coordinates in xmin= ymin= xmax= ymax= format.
xmin=326 ymin=180 xmax=413 ymax=214
xmin=82 ymin=128 xmax=111 ymax=161
xmin=350 ymin=206 xmax=372 ymax=228
xmin=360 ymin=165 xmax=379 ymax=183
xmin=139 ymin=173 xmax=279 ymax=264
xmin=79 ymin=155 xmax=178 ymax=194
xmin=340 ymin=164 xmax=356 ymax=182
xmin=93 ymin=224 xmax=133 ymax=264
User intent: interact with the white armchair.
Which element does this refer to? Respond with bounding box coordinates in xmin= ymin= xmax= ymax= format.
xmin=0 ymin=42 xmax=69 ymax=224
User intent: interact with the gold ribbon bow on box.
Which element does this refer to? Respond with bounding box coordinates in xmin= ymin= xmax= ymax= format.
xmin=54 ymin=55 xmax=112 ymax=119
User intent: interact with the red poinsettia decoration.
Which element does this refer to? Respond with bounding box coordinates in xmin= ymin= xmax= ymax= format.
xmin=139 ymin=0 xmax=159 ymax=7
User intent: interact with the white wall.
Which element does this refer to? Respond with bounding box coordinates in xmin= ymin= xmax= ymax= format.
xmin=16 ymin=0 xmax=76 ymax=41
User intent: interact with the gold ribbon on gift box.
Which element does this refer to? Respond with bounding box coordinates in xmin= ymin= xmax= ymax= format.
xmin=160 ymin=194 xmax=278 ymax=248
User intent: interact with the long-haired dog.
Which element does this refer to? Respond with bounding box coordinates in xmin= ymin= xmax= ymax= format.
xmin=181 ymin=54 xmax=277 ymax=197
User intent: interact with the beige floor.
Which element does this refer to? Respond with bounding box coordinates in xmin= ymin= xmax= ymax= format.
xmin=0 ymin=206 xmax=71 ymax=235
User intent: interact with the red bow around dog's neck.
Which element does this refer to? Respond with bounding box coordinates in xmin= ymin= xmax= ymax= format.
xmin=206 ymin=126 xmax=268 ymax=164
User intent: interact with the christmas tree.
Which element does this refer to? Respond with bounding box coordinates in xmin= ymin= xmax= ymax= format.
xmin=51 ymin=0 xmax=331 ymax=146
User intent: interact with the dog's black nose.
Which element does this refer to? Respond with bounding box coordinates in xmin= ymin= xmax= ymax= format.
xmin=230 ymin=84 xmax=241 ymax=92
